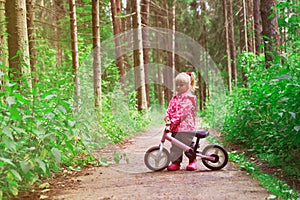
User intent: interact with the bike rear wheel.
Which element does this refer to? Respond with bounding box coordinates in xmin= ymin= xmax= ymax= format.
xmin=201 ymin=144 xmax=228 ymax=170
xmin=144 ymin=146 xmax=170 ymax=171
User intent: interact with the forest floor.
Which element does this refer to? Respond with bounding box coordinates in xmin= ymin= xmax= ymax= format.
xmin=14 ymin=125 xmax=280 ymax=200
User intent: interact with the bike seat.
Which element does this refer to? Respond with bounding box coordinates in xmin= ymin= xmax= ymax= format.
xmin=181 ymin=130 xmax=209 ymax=138
xmin=192 ymin=130 xmax=209 ymax=138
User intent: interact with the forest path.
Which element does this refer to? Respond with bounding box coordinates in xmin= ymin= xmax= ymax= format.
xmin=33 ymin=125 xmax=271 ymax=200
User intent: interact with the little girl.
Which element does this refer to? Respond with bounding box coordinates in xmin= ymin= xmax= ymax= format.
xmin=164 ymin=72 xmax=197 ymax=171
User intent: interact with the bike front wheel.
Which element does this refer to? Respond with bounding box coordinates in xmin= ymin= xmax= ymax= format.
xmin=201 ymin=144 xmax=228 ymax=170
xmin=144 ymin=146 xmax=170 ymax=171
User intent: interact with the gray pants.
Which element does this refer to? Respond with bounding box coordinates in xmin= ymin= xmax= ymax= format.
xmin=170 ymin=132 xmax=195 ymax=163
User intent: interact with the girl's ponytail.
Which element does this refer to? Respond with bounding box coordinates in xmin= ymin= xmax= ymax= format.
xmin=186 ymin=72 xmax=196 ymax=92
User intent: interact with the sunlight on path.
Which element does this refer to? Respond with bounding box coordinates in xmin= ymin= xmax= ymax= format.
xmin=52 ymin=125 xmax=271 ymax=200
xmin=94 ymin=125 xmax=230 ymax=174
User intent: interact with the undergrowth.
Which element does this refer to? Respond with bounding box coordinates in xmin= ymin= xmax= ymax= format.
xmin=0 ymin=72 xmax=149 ymax=199
xmin=203 ymin=44 xmax=299 ymax=199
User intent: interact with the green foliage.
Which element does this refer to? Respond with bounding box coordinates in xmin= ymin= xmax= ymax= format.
xmin=0 ymin=63 xmax=149 ymax=199
xmin=99 ymin=89 xmax=149 ymax=143
xmin=0 ymin=72 xmax=86 ymax=197
xmin=222 ymin=51 xmax=300 ymax=179
xmin=229 ymin=151 xmax=299 ymax=200
xmin=277 ymin=1 xmax=300 ymax=43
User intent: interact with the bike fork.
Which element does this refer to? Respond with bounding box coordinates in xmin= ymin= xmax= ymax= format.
xmin=156 ymin=142 xmax=165 ymax=157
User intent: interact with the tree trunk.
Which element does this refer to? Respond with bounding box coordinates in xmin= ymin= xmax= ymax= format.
xmin=92 ymin=0 xmax=102 ymax=110
xmin=0 ymin=0 xmax=7 ymax=91
xmin=260 ymin=0 xmax=280 ymax=68
xmin=171 ymin=4 xmax=175 ymax=94
xmin=68 ymin=0 xmax=80 ymax=110
xmin=154 ymin=9 xmax=164 ymax=108
xmin=227 ymin=0 xmax=237 ymax=87
xmin=247 ymin=0 xmax=255 ymax=53
xmin=163 ymin=0 xmax=173 ymax=102
xmin=5 ymin=0 xmax=31 ymax=86
xmin=53 ymin=0 xmax=65 ymax=66
xmin=26 ymin=0 xmax=38 ymax=85
xmin=198 ymin=73 xmax=204 ymax=111
xmin=110 ymin=0 xmax=125 ymax=84
xmin=141 ymin=0 xmax=150 ymax=106
xmin=238 ymin=0 xmax=248 ymax=52
xmin=132 ymin=0 xmax=148 ymax=113
xmin=253 ymin=0 xmax=262 ymax=55
xmin=122 ymin=0 xmax=131 ymax=72
xmin=223 ymin=0 xmax=232 ymax=93
xmin=196 ymin=1 xmax=207 ymax=110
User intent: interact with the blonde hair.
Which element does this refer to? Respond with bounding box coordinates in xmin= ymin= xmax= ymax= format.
xmin=175 ymin=72 xmax=196 ymax=92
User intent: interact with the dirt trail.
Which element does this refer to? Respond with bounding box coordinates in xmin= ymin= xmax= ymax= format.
xmin=26 ymin=126 xmax=272 ymax=200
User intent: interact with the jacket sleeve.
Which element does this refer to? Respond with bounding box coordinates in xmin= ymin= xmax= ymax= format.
xmin=165 ymin=97 xmax=181 ymax=126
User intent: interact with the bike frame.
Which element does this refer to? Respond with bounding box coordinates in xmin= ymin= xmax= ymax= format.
xmin=159 ymin=129 xmax=216 ymax=162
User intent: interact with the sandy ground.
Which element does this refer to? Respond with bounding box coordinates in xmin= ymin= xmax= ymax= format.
xmin=29 ymin=125 xmax=273 ymax=200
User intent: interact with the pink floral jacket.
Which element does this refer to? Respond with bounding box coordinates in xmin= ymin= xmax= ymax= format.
xmin=165 ymin=91 xmax=196 ymax=132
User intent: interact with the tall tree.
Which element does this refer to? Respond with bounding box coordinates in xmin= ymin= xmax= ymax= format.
xmin=197 ymin=1 xmax=208 ymax=111
xmin=122 ymin=0 xmax=132 ymax=72
xmin=163 ymin=0 xmax=173 ymax=102
xmin=227 ymin=0 xmax=237 ymax=86
xmin=26 ymin=0 xmax=38 ymax=85
xmin=69 ymin=0 xmax=80 ymax=110
xmin=154 ymin=8 xmax=164 ymax=108
xmin=238 ymin=0 xmax=248 ymax=52
xmin=0 ymin=0 xmax=7 ymax=91
xmin=171 ymin=4 xmax=175 ymax=94
xmin=247 ymin=0 xmax=255 ymax=53
xmin=132 ymin=0 xmax=148 ymax=112
xmin=92 ymin=0 xmax=102 ymax=110
xmin=53 ymin=0 xmax=65 ymax=66
xmin=253 ymin=0 xmax=262 ymax=55
xmin=260 ymin=0 xmax=280 ymax=68
xmin=110 ymin=0 xmax=125 ymax=84
xmin=5 ymin=0 xmax=31 ymax=86
xmin=141 ymin=0 xmax=150 ymax=106
xmin=223 ymin=0 xmax=232 ymax=92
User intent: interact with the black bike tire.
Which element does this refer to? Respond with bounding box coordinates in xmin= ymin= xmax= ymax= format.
xmin=201 ymin=144 xmax=228 ymax=170
xmin=144 ymin=146 xmax=170 ymax=171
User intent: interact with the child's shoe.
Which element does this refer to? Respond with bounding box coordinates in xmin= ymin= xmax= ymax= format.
xmin=186 ymin=160 xmax=197 ymax=171
xmin=167 ymin=162 xmax=181 ymax=171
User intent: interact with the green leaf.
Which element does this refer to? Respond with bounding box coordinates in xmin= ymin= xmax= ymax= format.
xmin=32 ymin=128 xmax=46 ymax=138
xmin=113 ymin=152 xmax=121 ymax=164
xmin=39 ymin=182 xmax=50 ymax=189
xmin=20 ymin=160 xmax=31 ymax=174
xmin=3 ymin=139 xmax=16 ymax=152
xmin=9 ymin=186 xmax=18 ymax=196
xmin=35 ymin=158 xmax=46 ymax=173
xmin=268 ymin=12 xmax=275 ymax=19
xmin=0 ymin=157 xmax=16 ymax=167
xmin=2 ymin=127 xmax=14 ymax=140
xmin=6 ymin=96 xmax=15 ymax=106
xmin=44 ymin=94 xmax=56 ymax=100
xmin=273 ymin=74 xmax=291 ymax=80
xmin=51 ymin=148 xmax=61 ymax=164
xmin=8 ymin=107 xmax=22 ymax=121
xmin=58 ymin=105 xmax=67 ymax=113
xmin=12 ymin=126 xmax=26 ymax=134
xmin=289 ymin=112 xmax=296 ymax=119
xmin=9 ymin=169 xmax=22 ymax=181
xmin=267 ymin=194 xmax=277 ymax=200
xmin=68 ymin=120 xmax=76 ymax=127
